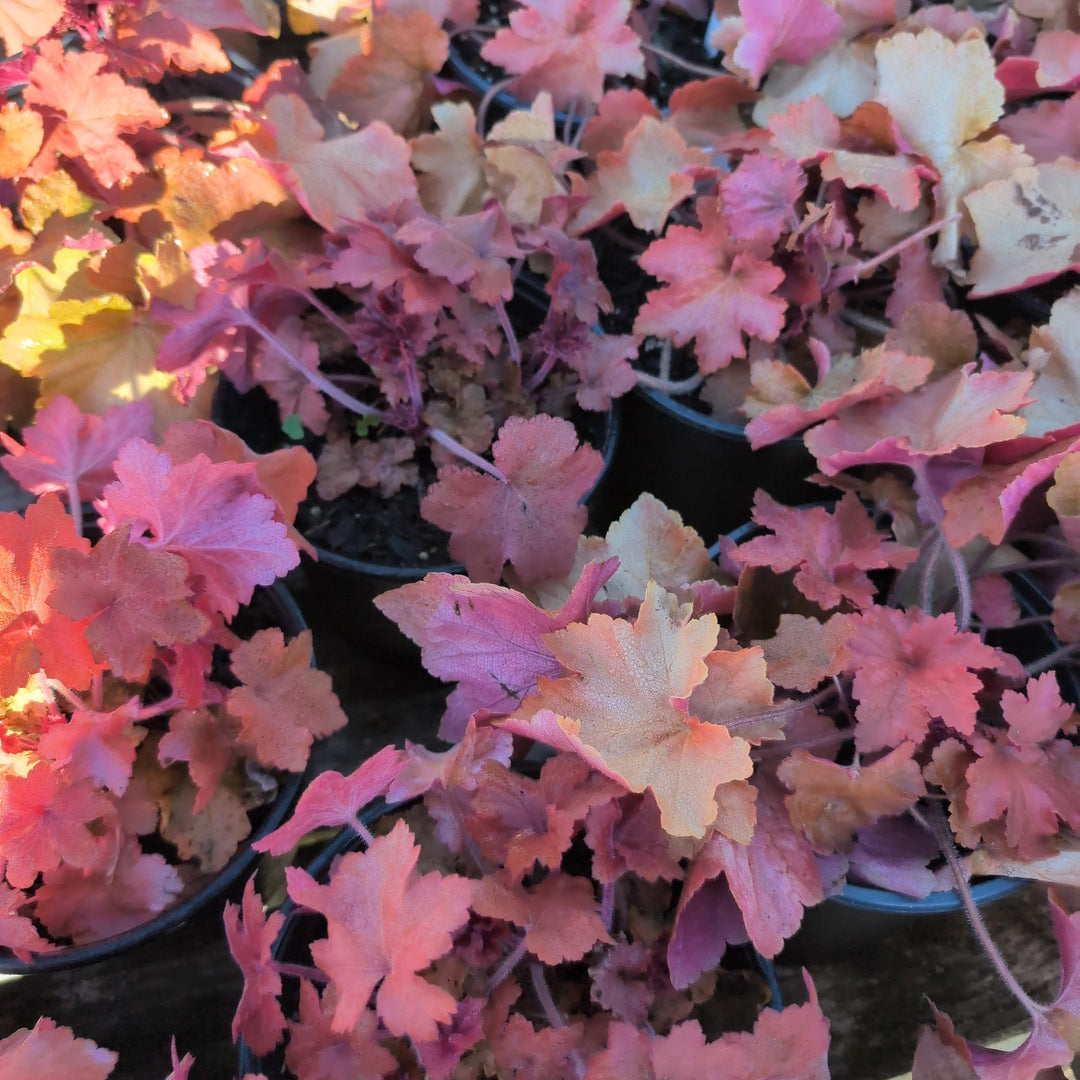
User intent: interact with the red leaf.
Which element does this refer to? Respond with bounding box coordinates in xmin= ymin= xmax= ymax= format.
xmin=472 ymin=870 xmax=612 ymax=964
xmin=0 ymin=493 xmax=94 ymax=696
xmin=374 ymin=557 xmax=616 ymax=740
xmin=480 ymin=0 xmax=644 ymax=109
xmin=24 ymin=40 xmax=169 ymax=188
xmin=0 ymin=765 xmax=112 ymax=889
xmin=98 ymin=439 xmax=299 ymax=618
xmin=743 ymin=343 xmax=932 ymax=450
xmin=421 ymin=414 xmax=604 ymax=585
xmin=680 ymin=779 xmax=824 ymax=958
xmin=285 ymin=980 xmax=398 ymax=1080
xmin=804 ymin=365 xmax=1035 ymax=475
xmin=224 ymin=878 xmax=287 ymax=1057
xmin=285 ymin=820 xmax=473 ymax=1041
xmin=0 ymin=1 xmax=64 ymax=56
xmin=396 ymin=205 xmax=522 ymax=305
xmin=720 ymin=153 xmax=806 ymax=243
xmin=158 ymin=707 xmax=238 ymax=814
xmin=0 ymin=882 xmax=55 ymax=962
xmin=252 ymin=745 xmax=407 ymax=855
xmin=778 ymin=742 xmax=927 ymax=853
xmin=732 ymin=0 xmax=844 ymax=86
xmin=49 ymin=529 xmax=210 ymax=681
xmin=0 ymin=396 xmax=153 ymax=505
xmin=227 ymin=627 xmax=347 ymax=773
xmin=633 ymin=197 xmax=787 ymax=375
xmin=711 ymin=970 xmax=830 ymax=1079
xmin=732 ymin=492 xmax=917 ymax=611
xmin=0 ymin=1017 xmax=117 ymax=1080
xmin=254 ymin=95 xmax=418 ymax=231
xmin=389 ymin=720 xmax=514 ymax=854
xmin=161 ymin=418 xmax=316 ymax=559
xmin=845 ymin=607 xmax=1015 ymax=752
xmin=466 ymin=755 xmax=619 ymax=880
xmin=33 ymin=836 xmax=183 ymax=944
xmin=37 ymin=697 xmax=144 ymax=794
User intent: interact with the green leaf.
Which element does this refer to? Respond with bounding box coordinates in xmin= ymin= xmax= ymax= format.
xmin=281 ymin=414 xmax=304 ymax=441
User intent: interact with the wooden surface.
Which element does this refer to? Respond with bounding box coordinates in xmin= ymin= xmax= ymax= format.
xmin=0 ymin=561 xmax=1072 ymax=1079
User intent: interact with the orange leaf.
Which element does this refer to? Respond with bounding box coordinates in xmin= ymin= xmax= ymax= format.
xmin=505 ymin=581 xmax=753 ymax=838
xmin=227 ymin=628 xmax=347 ymax=773
xmin=777 ymin=742 xmax=927 ymax=853
xmin=24 ymin=41 xmax=169 ymax=189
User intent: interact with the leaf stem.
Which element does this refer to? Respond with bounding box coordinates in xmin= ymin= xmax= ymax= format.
xmin=476 ymin=75 xmax=518 ymax=135
xmin=529 ymin=961 xmax=565 ymax=1029
xmin=273 ymin=962 xmax=328 ymax=984
xmin=911 ymin=461 xmax=972 ymax=631
xmin=634 ymin=369 xmax=704 ymax=397
xmin=236 ymin=304 xmax=509 ymax=482
xmin=640 ymin=41 xmax=721 ymax=81
xmin=928 ymin=803 xmax=1043 ymax=1022
xmin=1024 ymin=641 xmax=1080 ymax=679
xmin=830 ymin=213 xmax=962 ymax=288
xmin=495 ymin=298 xmax=522 ymax=367
xmin=486 ymin=935 xmax=528 ymax=994
xmin=600 ymin=881 xmax=616 ymax=932
xmin=725 ymin=684 xmax=838 ymax=733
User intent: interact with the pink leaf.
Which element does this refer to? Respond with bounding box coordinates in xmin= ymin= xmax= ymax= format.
xmin=421 ymin=415 xmax=604 ymax=584
xmin=0 ymin=396 xmax=153 ymax=505
xmin=253 ymin=746 xmax=408 ymax=855
xmin=97 ymin=439 xmax=299 ymax=617
xmin=374 ymin=557 xmax=617 ymax=740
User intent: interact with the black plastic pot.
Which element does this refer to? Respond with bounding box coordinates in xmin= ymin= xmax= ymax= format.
xmin=599 ymin=384 xmax=819 ymax=547
xmin=214 ymin=377 xmax=621 ymax=658
xmin=721 ymin=518 xmax=1079 ymax=925
xmin=0 ymin=581 xmax=307 ymax=974
xmin=238 ymin=810 xmax=781 ymax=1078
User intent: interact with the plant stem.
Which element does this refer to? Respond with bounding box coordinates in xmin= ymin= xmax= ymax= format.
xmin=920 ymin=532 xmax=945 ymax=614
xmin=428 ymin=428 xmax=509 ymax=482
xmin=726 ymin=685 xmax=838 ymax=733
xmin=530 ymin=962 xmax=587 ymax=1078
xmin=600 ymin=881 xmax=616 ymax=932
xmin=274 ymin=962 xmax=329 ymax=984
xmin=830 ymin=213 xmax=962 ymax=288
xmin=641 ymin=41 xmax=721 ymax=80
xmin=839 ymin=309 xmax=892 ymax=337
xmin=477 ymin=75 xmax=517 ymax=134
xmin=911 ymin=461 xmax=972 ymax=631
xmin=929 ymin=803 xmax=1044 ymax=1021
xmin=486 ymin=935 xmax=528 ymax=994
xmin=349 ymin=819 xmax=377 ymax=847
xmin=237 ymin=304 xmax=509 ymax=482
xmin=634 ymin=369 xmax=704 ymax=396
xmin=238 ymin=307 xmax=388 ymax=423
xmin=1024 ymin=641 xmax=1080 ymax=678
xmin=495 ymin=298 xmax=521 ymax=367
xmin=301 ymin=290 xmax=357 ymax=342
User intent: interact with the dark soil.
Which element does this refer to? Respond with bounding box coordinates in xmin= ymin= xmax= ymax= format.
xmin=215 ymin=380 xmax=614 ymax=570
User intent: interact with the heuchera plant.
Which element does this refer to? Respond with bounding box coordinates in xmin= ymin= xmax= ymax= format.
xmin=0 ymin=1020 xmax=194 ymax=1080
xmin=226 ymin=723 xmax=831 ymax=1078
xmin=0 ymin=396 xmax=346 ymax=955
xmin=225 ymin=448 xmax=1080 ymax=1077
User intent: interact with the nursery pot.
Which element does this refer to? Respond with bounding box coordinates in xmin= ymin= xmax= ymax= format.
xmin=0 ymin=581 xmax=307 ymax=974
xmin=603 ymin=384 xmax=819 ymax=547
xmin=237 ymin=811 xmax=781 ymax=1078
xmin=213 ymin=379 xmax=622 ymax=658
xmin=723 ymin=515 xmax=1079 ymax=957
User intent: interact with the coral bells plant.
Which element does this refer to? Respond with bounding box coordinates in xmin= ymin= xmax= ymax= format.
xmin=360 ymin=459 xmax=1080 ymax=1077
xmin=227 ymin=736 xmax=832 ymax=1078
xmin=0 ymin=399 xmax=346 ymax=958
